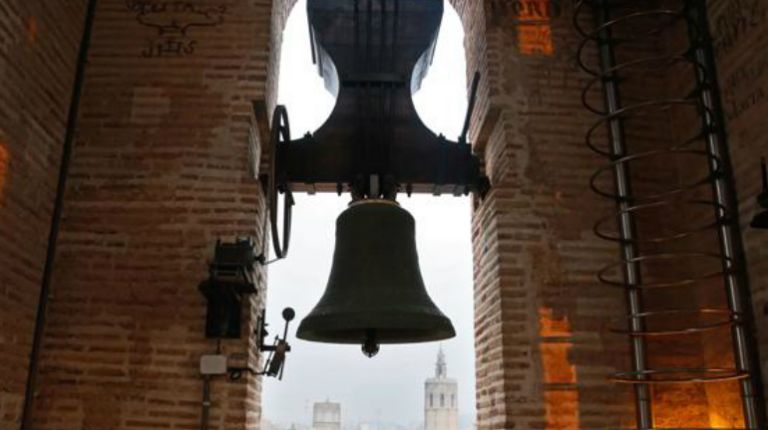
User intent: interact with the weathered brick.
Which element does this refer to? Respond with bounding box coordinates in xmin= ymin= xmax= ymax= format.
xmin=22 ymin=0 xmax=293 ymax=428
xmin=0 ymin=1 xmax=88 ymax=427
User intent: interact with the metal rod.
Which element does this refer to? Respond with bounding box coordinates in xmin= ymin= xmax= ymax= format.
xmin=20 ymin=0 xmax=99 ymax=427
xmin=685 ymin=1 xmax=766 ymax=427
xmin=594 ymin=1 xmax=653 ymax=427
xmin=200 ymin=376 xmax=212 ymax=430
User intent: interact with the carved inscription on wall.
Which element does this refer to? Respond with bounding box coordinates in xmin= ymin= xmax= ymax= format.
xmin=490 ymin=0 xmax=563 ymax=23
xmin=125 ymin=1 xmax=227 ymax=58
xmin=711 ymin=0 xmax=768 ymax=122
xmin=489 ymin=0 xmax=564 ymax=56
xmin=721 ymin=56 xmax=768 ymax=123
xmin=712 ymin=0 xmax=766 ymax=57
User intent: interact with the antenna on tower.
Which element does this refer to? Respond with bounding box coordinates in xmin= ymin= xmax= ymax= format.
xmin=436 ymin=346 xmax=447 ymax=378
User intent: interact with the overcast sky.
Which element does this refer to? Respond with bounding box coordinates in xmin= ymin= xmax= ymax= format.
xmin=262 ymin=2 xmax=476 ymax=427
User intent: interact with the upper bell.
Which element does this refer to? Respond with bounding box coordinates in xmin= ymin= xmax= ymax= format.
xmin=296 ymin=199 xmax=455 ymax=356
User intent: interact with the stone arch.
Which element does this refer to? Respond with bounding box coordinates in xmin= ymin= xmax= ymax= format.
xmin=261 ymin=0 xmax=494 ymax=427
xmin=266 ymin=0 xmax=300 ymax=114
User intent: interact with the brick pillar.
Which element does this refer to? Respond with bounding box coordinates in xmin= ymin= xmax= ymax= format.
xmin=455 ymin=1 xmax=633 ymax=428
xmin=708 ymin=0 xmax=768 ymax=413
xmin=27 ymin=0 xmax=294 ymax=428
xmin=0 ymin=1 xmax=88 ymax=428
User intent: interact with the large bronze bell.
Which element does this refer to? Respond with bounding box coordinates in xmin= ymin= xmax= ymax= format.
xmin=296 ymin=199 xmax=455 ymax=357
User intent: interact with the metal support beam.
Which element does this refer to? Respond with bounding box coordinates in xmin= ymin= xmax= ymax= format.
xmin=21 ymin=0 xmax=99 ymax=428
xmin=685 ymin=1 xmax=766 ymax=428
xmin=594 ymin=1 xmax=653 ymax=427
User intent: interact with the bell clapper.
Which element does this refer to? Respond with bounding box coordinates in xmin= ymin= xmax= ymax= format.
xmin=362 ymin=329 xmax=380 ymax=358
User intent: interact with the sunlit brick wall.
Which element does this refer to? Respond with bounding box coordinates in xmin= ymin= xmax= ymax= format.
xmin=458 ymin=0 xmax=768 ymax=427
xmin=0 ymin=2 xmax=87 ymax=427
xmin=28 ymin=0 xmax=290 ymax=428
xmin=454 ymin=1 xmax=634 ymax=428
xmin=625 ymin=1 xmax=768 ymax=426
xmin=709 ymin=0 xmax=768 ymax=411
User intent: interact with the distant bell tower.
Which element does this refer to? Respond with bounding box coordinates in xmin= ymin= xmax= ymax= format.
xmin=424 ymin=348 xmax=459 ymax=430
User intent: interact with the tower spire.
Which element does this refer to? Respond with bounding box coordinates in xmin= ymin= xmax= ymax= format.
xmin=436 ymin=346 xmax=447 ymax=378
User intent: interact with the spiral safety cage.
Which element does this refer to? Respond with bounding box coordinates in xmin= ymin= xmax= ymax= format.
xmin=574 ymin=1 xmax=765 ymax=429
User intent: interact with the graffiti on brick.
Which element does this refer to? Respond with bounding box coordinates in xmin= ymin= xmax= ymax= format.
xmin=712 ymin=0 xmax=768 ymax=122
xmin=712 ymin=0 xmax=766 ymax=57
xmin=489 ymin=0 xmax=564 ymax=56
xmin=141 ymin=38 xmax=198 ymax=58
xmin=721 ymin=57 xmax=768 ymax=122
xmin=490 ymin=0 xmax=563 ymax=23
xmin=125 ymin=1 xmax=227 ymax=57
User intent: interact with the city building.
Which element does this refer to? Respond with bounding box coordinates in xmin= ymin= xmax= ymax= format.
xmin=313 ymin=400 xmax=341 ymax=430
xmin=424 ymin=348 xmax=458 ymax=430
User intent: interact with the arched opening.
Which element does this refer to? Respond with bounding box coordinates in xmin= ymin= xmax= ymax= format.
xmin=262 ymin=1 xmax=476 ymax=428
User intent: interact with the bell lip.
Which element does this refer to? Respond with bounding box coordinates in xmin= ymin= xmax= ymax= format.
xmin=295 ymin=313 xmax=456 ymax=344
xmin=295 ymin=330 xmax=457 ymax=345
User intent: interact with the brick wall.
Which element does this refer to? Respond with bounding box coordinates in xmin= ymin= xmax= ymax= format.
xmin=27 ymin=0 xmax=289 ymax=428
xmin=457 ymin=0 xmax=768 ymax=427
xmin=455 ymin=1 xmax=634 ymax=428
xmin=0 ymin=1 xmax=87 ymax=428
xmin=456 ymin=0 xmax=768 ymax=425
xmin=708 ymin=0 xmax=768 ymax=411
xmin=613 ymin=1 xmax=768 ymax=426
